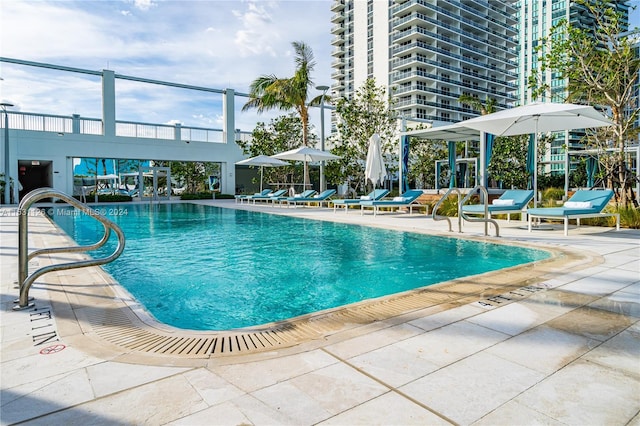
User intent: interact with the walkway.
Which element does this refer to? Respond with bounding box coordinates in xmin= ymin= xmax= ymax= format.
xmin=1 ymin=200 xmax=638 ymax=425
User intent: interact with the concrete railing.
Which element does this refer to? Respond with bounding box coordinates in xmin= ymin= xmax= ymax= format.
xmin=0 ymin=111 xmax=251 ymax=144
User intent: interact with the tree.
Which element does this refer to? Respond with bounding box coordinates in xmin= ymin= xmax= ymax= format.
xmin=488 ymin=135 xmax=530 ymax=189
xmin=237 ymin=114 xmax=313 ymax=188
xmin=406 ymin=140 xmax=448 ymax=189
xmin=242 ymin=41 xmax=320 ymax=186
xmin=458 ymin=94 xmax=497 ymax=115
xmin=153 ymin=160 xmax=219 ymax=193
xmin=326 ymin=78 xmax=398 ymax=193
xmin=532 ymin=0 xmax=639 ymax=206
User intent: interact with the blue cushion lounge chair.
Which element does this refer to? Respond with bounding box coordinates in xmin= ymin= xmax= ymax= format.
xmin=527 ymin=189 xmax=620 ymax=236
xmin=276 ymin=189 xmax=317 ymax=206
xmin=332 ymin=189 xmax=390 ymax=213
xmin=285 ymin=189 xmax=336 ymax=208
xmin=235 ymin=188 xmax=272 ymax=203
xmin=247 ymin=189 xmax=288 ymax=204
xmin=461 ymin=189 xmax=534 ymax=222
xmin=360 ymin=189 xmax=425 ymax=216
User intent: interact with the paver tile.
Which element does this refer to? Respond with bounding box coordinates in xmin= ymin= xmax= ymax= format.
xmin=400 ymin=351 xmax=544 ymax=425
xmin=515 ymin=359 xmax=640 ymax=425
xmin=318 ymin=391 xmax=452 ymax=425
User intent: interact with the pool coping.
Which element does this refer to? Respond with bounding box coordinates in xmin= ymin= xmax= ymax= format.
xmin=12 ymin=204 xmax=602 ymax=367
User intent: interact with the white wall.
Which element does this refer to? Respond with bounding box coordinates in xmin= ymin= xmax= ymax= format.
xmin=352 ymin=0 xmax=369 ymax=92
xmin=372 ymin=0 xmax=390 ymax=88
xmin=13 ymin=130 xmax=245 ymax=196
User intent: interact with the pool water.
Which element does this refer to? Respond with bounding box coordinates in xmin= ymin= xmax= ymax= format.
xmin=49 ymin=203 xmax=550 ymax=330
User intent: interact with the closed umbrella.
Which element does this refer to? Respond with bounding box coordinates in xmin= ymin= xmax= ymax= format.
xmin=236 ymin=155 xmax=289 ymax=192
xmin=273 ymin=147 xmax=340 ymax=190
xmin=400 ymin=134 xmax=410 ymax=193
xmin=461 ymin=102 xmax=612 ymax=206
xmin=365 ymin=133 xmax=387 ymax=187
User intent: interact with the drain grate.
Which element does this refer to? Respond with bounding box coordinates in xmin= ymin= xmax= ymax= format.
xmin=84 ymin=307 xmax=325 ymax=358
xmin=80 ymin=275 xmax=560 ymax=359
xmin=81 ymin=293 xmax=433 ymax=358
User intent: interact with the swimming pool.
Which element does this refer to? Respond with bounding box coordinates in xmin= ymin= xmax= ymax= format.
xmin=49 ymin=203 xmax=550 ymax=330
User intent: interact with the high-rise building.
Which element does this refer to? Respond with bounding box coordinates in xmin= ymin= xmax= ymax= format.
xmin=330 ymin=0 xmax=519 ymax=128
xmin=518 ymin=0 xmax=631 ymax=105
xmin=517 ymin=1 xmax=631 ymax=175
xmin=330 ymin=0 xmax=633 ymax=179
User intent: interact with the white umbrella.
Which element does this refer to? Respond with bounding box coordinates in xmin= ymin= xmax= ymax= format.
xmin=403 ymin=123 xmax=481 ymax=142
xmin=273 ymin=147 xmax=340 ymax=189
xmin=365 ymin=133 xmax=387 ymax=187
xmin=236 ymin=155 xmax=289 ymax=191
xmin=461 ymin=102 xmax=613 ymax=206
xmin=462 ymin=102 xmax=613 ymax=136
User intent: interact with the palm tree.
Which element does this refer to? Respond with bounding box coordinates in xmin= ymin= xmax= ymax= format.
xmin=458 ymin=95 xmax=497 ymax=116
xmin=242 ymin=41 xmax=318 ymax=187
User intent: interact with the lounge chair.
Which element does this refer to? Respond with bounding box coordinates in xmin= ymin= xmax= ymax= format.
xmin=247 ymin=189 xmax=288 ymax=204
xmin=360 ymin=189 xmax=425 ymax=216
xmin=527 ymin=189 xmax=620 ymax=236
xmin=461 ymin=189 xmax=534 ymax=222
xmin=275 ymin=189 xmax=317 ymax=206
xmin=332 ymin=189 xmax=390 ymax=213
xmin=235 ymin=189 xmax=271 ymax=203
xmin=284 ymin=189 xmax=336 ymax=208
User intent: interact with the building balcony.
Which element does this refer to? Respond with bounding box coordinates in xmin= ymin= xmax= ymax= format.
xmin=331 ymin=35 xmax=346 ymax=46
xmin=330 ymin=0 xmax=344 ymax=12
xmin=331 ymin=12 xmax=345 ymax=24
xmin=332 ymin=23 xmax=345 ymax=34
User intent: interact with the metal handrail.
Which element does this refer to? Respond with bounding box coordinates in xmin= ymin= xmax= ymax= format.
xmin=459 ymin=185 xmax=500 ymax=237
xmin=13 ymin=188 xmax=125 ymax=310
xmin=432 ymin=187 xmax=462 ymax=233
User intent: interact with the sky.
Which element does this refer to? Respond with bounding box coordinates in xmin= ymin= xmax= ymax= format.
xmin=631 ymin=0 xmax=640 ymax=27
xmin=0 ymin=0 xmax=334 ymax=133
xmin=0 ymin=0 xmax=639 ymax=135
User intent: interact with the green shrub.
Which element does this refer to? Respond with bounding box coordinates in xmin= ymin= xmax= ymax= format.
xmin=98 ymin=194 xmax=132 ymax=202
xmin=215 ymin=193 xmax=234 ymax=199
xmin=180 ymin=192 xmax=234 ymax=200
xmin=580 ymin=205 xmax=640 ymax=229
xmin=72 ymin=194 xmax=132 ymax=203
xmin=580 ymin=215 xmax=617 ymax=227
xmin=542 ymin=187 xmax=565 ymax=202
xmin=618 ymin=206 xmax=640 ymax=229
xmin=434 ymin=194 xmax=460 ymax=217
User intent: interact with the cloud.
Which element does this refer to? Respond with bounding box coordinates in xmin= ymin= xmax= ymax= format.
xmin=232 ymin=1 xmax=280 ymax=57
xmin=0 ymin=0 xmax=333 ymax=132
xmin=133 ymin=0 xmax=157 ymax=11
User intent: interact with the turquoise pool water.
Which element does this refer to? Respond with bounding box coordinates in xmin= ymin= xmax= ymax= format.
xmin=49 ymin=203 xmax=550 ymax=330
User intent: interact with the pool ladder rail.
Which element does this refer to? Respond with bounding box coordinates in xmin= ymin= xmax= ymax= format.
xmin=432 ymin=187 xmax=463 ymax=233
xmin=432 ymin=185 xmax=499 ymax=237
xmin=459 ymin=185 xmax=500 ymax=237
xmin=13 ymin=188 xmax=126 ymax=310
